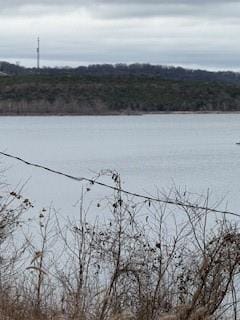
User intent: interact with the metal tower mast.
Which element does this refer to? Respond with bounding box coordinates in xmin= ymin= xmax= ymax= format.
xmin=37 ymin=37 xmax=40 ymax=70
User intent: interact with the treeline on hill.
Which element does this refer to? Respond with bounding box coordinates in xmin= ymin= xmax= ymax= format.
xmin=1 ymin=61 xmax=240 ymax=84
xmin=1 ymin=74 xmax=240 ymax=115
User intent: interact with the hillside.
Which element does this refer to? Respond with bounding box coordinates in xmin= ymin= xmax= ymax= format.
xmin=0 ymin=75 xmax=240 ymax=115
xmin=1 ymin=61 xmax=240 ymax=84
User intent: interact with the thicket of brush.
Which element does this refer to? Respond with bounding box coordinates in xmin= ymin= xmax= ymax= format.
xmin=0 ymin=171 xmax=240 ymax=320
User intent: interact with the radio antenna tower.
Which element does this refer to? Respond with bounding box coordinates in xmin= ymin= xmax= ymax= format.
xmin=37 ymin=37 xmax=40 ymax=70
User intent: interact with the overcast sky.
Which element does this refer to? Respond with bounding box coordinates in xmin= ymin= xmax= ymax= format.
xmin=0 ymin=0 xmax=240 ymax=70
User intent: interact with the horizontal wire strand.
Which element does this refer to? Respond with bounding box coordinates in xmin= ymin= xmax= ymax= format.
xmin=0 ymin=151 xmax=239 ymax=218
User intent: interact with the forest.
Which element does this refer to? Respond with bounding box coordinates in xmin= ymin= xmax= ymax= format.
xmin=1 ymin=61 xmax=240 ymax=84
xmin=0 ymin=74 xmax=240 ymax=115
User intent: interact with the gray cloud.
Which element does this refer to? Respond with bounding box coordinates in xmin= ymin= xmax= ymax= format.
xmin=1 ymin=0 xmax=240 ymax=70
xmin=0 ymin=0 xmax=239 ymax=18
xmin=1 ymin=0 xmax=237 ymax=5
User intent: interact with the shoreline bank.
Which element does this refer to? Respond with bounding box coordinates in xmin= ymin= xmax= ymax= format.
xmin=1 ymin=110 xmax=240 ymax=116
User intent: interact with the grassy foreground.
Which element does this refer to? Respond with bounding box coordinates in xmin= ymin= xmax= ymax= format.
xmin=0 ymin=170 xmax=240 ymax=320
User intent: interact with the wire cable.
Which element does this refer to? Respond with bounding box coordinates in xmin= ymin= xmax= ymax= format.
xmin=0 ymin=151 xmax=239 ymax=218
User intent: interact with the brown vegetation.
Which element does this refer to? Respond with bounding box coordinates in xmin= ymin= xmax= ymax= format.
xmin=0 ymin=171 xmax=240 ymax=319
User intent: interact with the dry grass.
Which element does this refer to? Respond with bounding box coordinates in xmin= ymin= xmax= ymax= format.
xmin=0 ymin=172 xmax=240 ymax=320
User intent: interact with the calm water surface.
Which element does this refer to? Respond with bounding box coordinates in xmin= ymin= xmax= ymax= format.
xmin=0 ymin=114 xmax=240 ymax=215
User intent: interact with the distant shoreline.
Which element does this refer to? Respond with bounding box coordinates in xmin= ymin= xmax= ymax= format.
xmin=1 ymin=110 xmax=240 ymax=116
xmin=1 ymin=74 xmax=240 ymax=115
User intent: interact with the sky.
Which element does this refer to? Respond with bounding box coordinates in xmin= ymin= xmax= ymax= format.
xmin=0 ymin=0 xmax=240 ymax=70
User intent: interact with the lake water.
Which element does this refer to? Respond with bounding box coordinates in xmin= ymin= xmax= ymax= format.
xmin=0 ymin=114 xmax=240 ymax=216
